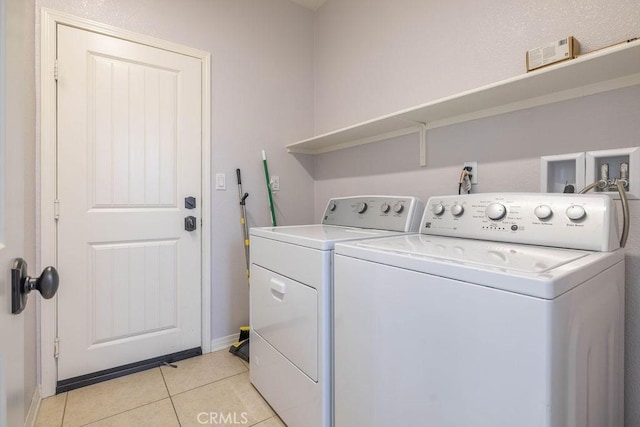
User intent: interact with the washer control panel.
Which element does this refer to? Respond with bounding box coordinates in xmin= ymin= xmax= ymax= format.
xmin=422 ymin=193 xmax=619 ymax=251
xmin=322 ymin=196 xmax=424 ymax=232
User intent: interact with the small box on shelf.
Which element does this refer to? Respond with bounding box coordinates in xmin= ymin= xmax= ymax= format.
xmin=527 ymin=37 xmax=580 ymax=72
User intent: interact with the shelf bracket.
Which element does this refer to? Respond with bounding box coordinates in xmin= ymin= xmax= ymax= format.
xmin=418 ymin=123 xmax=427 ymax=167
xmin=395 ymin=117 xmax=428 ymax=167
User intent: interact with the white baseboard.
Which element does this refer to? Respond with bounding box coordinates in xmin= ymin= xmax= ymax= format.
xmin=25 ymin=385 xmax=41 ymax=427
xmin=210 ymin=333 xmax=241 ymax=353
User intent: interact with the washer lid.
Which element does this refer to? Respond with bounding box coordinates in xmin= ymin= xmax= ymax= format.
xmin=250 ymin=224 xmax=402 ymax=250
xmin=335 ymin=234 xmax=623 ymax=299
xmin=357 ymin=234 xmax=587 ymax=273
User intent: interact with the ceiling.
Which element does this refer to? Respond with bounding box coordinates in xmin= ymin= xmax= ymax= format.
xmin=289 ymin=0 xmax=327 ymax=11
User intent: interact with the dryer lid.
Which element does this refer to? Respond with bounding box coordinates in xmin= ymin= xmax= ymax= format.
xmin=250 ymin=224 xmax=401 ymax=250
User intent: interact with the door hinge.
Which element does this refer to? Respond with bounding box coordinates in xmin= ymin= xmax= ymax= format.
xmin=54 ymin=59 xmax=58 ymax=81
xmin=54 ymin=199 xmax=60 ymax=220
xmin=54 ymin=337 xmax=60 ymax=359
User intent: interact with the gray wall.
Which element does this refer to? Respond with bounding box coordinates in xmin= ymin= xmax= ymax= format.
xmin=36 ymin=0 xmax=316 ymax=341
xmin=312 ymin=0 xmax=640 ymax=425
xmin=0 ymin=0 xmax=37 ymax=425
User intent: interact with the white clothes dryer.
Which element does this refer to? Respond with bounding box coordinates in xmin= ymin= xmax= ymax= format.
xmin=250 ymin=195 xmax=424 ymax=427
xmin=334 ymin=193 xmax=624 ymax=427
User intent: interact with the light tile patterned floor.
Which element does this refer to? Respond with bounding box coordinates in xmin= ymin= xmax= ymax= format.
xmin=35 ymin=349 xmax=285 ymax=427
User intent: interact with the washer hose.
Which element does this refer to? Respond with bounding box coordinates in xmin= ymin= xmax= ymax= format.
xmin=579 ymin=179 xmax=629 ymax=247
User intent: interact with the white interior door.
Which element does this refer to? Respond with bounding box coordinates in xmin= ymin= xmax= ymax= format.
xmin=56 ymin=24 xmax=203 ymax=381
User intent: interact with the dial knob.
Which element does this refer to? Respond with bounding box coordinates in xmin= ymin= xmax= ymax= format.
xmin=393 ymin=202 xmax=404 ymax=214
xmin=356 ymin=202 xmax=368 ymax=214
xmin=566 ymin=205 xmax=586 ymax=221
xmin=433 ymin=203 xmax=445 ymax=216
xmin=534 ymin=205 xmax=553 ymax=220
xmin=380 ymin=203 xmax=390 ymax=213
xmin=450 ymin=204 xmax=464 ymax=217
xmin=485 ymin=203 xmax=507 ymax=221
xmin=329 ymin=202 xmax=337 ymax=211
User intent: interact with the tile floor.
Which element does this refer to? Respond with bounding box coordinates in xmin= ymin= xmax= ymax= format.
xmin=35 ymin=349 xmax=285 ymax=427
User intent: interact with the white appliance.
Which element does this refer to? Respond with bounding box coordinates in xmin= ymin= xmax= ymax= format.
xmin=250 ymin=195 xmax=425 ymax=427
xmin=334 ymin=193 xmax=624 ymax=427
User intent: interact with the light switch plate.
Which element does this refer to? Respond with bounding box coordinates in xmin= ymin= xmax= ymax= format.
xmin=215 ymin=173 xmax=226 ymax=190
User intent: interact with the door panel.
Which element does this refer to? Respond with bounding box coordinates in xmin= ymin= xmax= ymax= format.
xmin=90 ymin=56 xmax=178 ymax=208
xmin=56 ymin=24 xmax=202 ymax=380
xmin=89 ymin=240 xmax=178 ymax=344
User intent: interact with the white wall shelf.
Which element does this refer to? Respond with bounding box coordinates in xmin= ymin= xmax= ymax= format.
xmin=287 ymin=39 xmax=640 ymax=164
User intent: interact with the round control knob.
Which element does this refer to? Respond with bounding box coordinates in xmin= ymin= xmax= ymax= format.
xmin=534 ymin=205 xmax=553 ymax=220
xmin=356 ymin=202 xmax=368 ymax=214
xmin=393 ymin=203 xmax=404 ymax=214
xmin=380 ymin=203 xmax=390 ymax=213
xmin=566 ymin=205 xmax=586 ymax=221
xmin=450 ymin=204 xmax=464 ymax=217
xmin=485 ymin=203 xmax=507 ymax=221
xmin=329 ymin=202 xmax=337 ymax=211
xmin=433 ymin=203 xmax=445 ymax=216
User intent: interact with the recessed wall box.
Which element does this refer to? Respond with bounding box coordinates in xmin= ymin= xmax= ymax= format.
xmin=585 ymin=147 xmax=639 ymax=199
xmin=540 ymin=152 xmax=585 ymax=193
xmin=526 ymin=37 xmax=580 ymax=72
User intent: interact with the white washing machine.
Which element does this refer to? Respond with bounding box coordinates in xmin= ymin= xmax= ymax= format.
xmin=334 ymin=193 xmax=624 ymax=427
xmin=250 ymin=195 xmax=425 ymax=427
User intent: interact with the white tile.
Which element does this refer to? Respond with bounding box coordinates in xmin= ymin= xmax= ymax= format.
xmin=172 ymin=372 xmax=274 ymax=427
xmin=63 ymin=368 xmax=168 ymax=426
xmin=85 ymin=398 xmax=179 ymax=427
xmin=160 ymin=350 xmax=247 ymax=396
xmin=35 ymin=393 xmax=67 ymax=427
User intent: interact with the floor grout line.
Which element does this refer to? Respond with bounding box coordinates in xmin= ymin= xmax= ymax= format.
xmin=168 ymin=370 xmax=249 ymax=398
xmin=75 ymin=397 xmax=169 ymax=426
xmin=60 ymin=392 xmax=69 ymax=427
xmin=160 ymin=364 xmax=182 ymax=426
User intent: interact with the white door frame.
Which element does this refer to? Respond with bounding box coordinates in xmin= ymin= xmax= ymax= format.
xmin=39 ymin=8 xmax=211 ymax=397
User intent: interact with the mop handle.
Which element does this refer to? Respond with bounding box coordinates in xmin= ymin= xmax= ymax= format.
xmin=262 ymin=150 xmax=277 ymax=226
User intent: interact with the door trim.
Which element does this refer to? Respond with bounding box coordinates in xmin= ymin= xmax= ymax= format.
xmin=39 ymin=8 xmax=212 ymax=397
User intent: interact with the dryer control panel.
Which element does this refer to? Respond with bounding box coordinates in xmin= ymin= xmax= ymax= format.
xmin=422 ymin=193 xmax=619 ymax=252
xmin=322 ymin=196 xmax=424 ymax=232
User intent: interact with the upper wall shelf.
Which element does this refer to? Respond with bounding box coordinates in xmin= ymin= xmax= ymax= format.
xmin=287 ymin=39 xmax=640 ymax=159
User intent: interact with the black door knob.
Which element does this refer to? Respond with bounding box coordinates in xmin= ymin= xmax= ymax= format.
xmin=28 ymin=266 xmax=60 ymax=299
xmin=11 ymin=259 xmax=60 ymax=314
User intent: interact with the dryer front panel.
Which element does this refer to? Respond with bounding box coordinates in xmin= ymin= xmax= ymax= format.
xmin=251 ymin=265 xmax=318 ymax=381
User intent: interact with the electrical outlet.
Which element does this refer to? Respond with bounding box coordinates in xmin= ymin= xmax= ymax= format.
xmin=271 ymin=176 xmax=280 ymax=191
xmin=463 ymin=161 xmax=478 ymax=185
